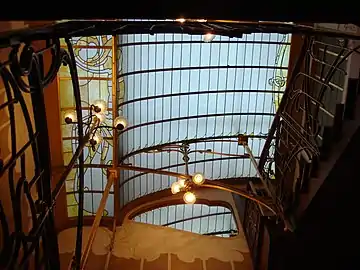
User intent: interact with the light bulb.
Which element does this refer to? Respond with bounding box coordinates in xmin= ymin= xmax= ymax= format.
xmin=183 ymin=191 xmax=196 ymax=204
xmin=178 ymin=179 xmax=186 ymax=188
xmin=171 ymin=181 xmax=181 ymax=194
xmin=192 ymin=172 xmax=205 ymax=185
xmin=93 ymin=99 xmax=107 ymax=113
xmin=90 ymin=132 xmax=102 ymax=146
xmin=114 ymin=116 xmax=128 ymax=131
xmin=64 ymin=110 xmax=76 ymax=124
xmin=203 ymin=33 xmax=215 ymax=43
xmin=176 ymin=18 xmax=186 ymax=23
xmin=95 ymin=113 xmax=106 ymax=123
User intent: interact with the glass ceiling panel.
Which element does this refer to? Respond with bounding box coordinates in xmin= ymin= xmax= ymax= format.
xmin=118 ymin=32 xmax=291 ymax=207
xmin=59 ymin=36 xmax=115 ymax=217
xmin=133 ymin=204 xmax=237 ymax=237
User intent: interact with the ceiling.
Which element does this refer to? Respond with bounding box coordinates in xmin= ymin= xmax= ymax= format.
xmin=58 ymin=24 xmax=291 ymax=236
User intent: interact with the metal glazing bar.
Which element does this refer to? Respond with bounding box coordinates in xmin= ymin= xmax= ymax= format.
xmin=79 ymin=170 xmax=115 ymax=270
xmin=63 ymin=136 xmax=112 ymax=140
xmin=118 ymin=164 xmax=189 ymax=180
xmin=60 ymin=45 xmax=112 ymax=49
xmin=120 ymin=134 xmax=268 ymax=162
xmin=162 ymin=211 xmax=232 ymax=227
xmin=203 ymin=230 xmax=238 ymax=236
xmin=120 ymin=113 xmax=275 ymax=134
xmin=112 ymin=35 xmax=118 ymax=166
xmin=118 ymin=163 xmax=275 ymax=211
xmin=111 ymin=35 xmax=121 ymax=223
xmin=118 ymin=65 xmax=287 ymax=78
xmin=66 ymin=190 xmax=115 ymax=195
xmin=119 ymin=40 xmax=291 ymax=47
xmin=120 ymin=156 xmax=259 ymax=187
xmin=118 ymin=89 xmax=282 ymax=108
xmin=59 ymin=76 xmax=112 ymax=81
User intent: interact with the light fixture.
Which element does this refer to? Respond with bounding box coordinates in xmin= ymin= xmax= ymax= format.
xmin=114 ymin=115 xmax=128 ymax=131
xmin=64 ymin=99 xmax=128 ymax=149
xmin=64 ymin=110 xmax=77 ymax=124
xmin=89 ymin=132 xmax=102 ymax=146
xmin=192 ymin=172 xmax=205 ymax=185
xmin=196 ymin=19 xmax=207 ymax=22
xmin=94 ymin=113 xmax=106 ymax=123
xmin=93 ymin=99 xmax=107 ymax=113
xmin=176 ymin=18 xmax=186 ymax=23
xmin=178 ymin=179 xmax=186 ymax=188
xmin=183 ymin=191 xmax=196 ymax=204
xmin=203 ymin=33 xmax=215 ymax=43
xmin=171 ymin=181 xmax=181 ymax=194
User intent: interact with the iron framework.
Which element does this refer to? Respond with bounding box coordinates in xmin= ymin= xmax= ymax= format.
xmin=0 ymin=20 xmax=359 ymax=269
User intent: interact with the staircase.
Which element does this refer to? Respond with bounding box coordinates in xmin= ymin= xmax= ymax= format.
xmin=240 ymin=25 xmax=360 ymax=270
xmin=294 ymin=29 xmax=360 ymax=220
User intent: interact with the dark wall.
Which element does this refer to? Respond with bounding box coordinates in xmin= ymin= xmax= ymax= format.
xmin=278 ymin=125 xmax=360 ymax=270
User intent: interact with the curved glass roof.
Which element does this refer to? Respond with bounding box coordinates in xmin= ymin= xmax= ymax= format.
xmin=133 ymin=204 xmax=237 ymax=237
xmin=118 ymin=32 xmax=291 ymax=206
xmin=58 ymin=25 xmax=291 ymax=221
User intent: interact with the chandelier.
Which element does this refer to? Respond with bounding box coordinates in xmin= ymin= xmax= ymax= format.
xmin=63 ymin=99 xmax=128 ymax=150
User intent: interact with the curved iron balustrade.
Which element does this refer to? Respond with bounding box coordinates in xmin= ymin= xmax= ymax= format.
xmin=258 ymin=35 xmax=360 ymax=230
xmin=0 ymin=37 xmax=86 ymax=269
xmin=1 ymin=21 xmax=360 ymax=270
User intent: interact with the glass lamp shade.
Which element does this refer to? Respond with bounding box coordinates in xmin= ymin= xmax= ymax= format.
xmin=183 ymin=191 xmax=196 ymax=204
xmin=176 ymin=18 xmax=186 ymax=23
xmin=93 ymin=99 xmax=107 ymax=113
xmin=192 ymin=172 xmax=205 ymax=185
xmin=64 ymin=110 xmax=77 ymax=124
xmin=203 ymin=33 xmax=215 ymax=43
xmin=94 ymin=113 xmax=106 ymax=123
xmin=89 ymin=132 xmax=103 ymax=146
xmin=178 ymin=179 xmax=186 ymax=188
xmin=171 ymin=181 xmax=181 ymax=194
xmin=114 ymin=116 xmax=128 ymax=130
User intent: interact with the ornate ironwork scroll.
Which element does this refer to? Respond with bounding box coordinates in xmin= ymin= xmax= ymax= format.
xmin=0 ymin=37 xmax=85 ymax=269
xmin=258 ymin=35 xmax=360 ymax=226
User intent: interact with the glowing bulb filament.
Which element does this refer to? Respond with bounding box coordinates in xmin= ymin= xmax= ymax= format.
xmin=183 ymin=191 xmax=196 ymax=204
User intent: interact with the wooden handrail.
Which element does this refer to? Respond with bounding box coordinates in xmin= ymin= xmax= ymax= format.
xmin=79 ymin=170 xmax=115 ymax=269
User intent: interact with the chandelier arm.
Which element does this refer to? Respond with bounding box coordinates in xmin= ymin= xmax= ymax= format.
xmin=118 ymin=165 xmax=191 ymax=180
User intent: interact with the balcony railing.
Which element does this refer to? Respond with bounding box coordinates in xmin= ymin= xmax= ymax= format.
xmin=243 ymin=28 xmax=360 ymax=267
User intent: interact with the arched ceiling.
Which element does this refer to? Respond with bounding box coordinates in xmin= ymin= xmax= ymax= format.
xmin=118 ymin=31 xmax=291 ymax=207
xmin=57 ymin=22 xmax=292 ymax=229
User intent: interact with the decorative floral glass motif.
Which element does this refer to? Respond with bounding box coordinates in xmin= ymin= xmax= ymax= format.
xmin=59 ymin=35 xmax=116 ymax=217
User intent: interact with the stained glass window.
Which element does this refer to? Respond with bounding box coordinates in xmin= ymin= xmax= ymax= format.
xmin=59 ymin=35 xmax=116 ymax=217
xmin=133 ymin=204 xmax=237 ymax=237
xmin=118 ymin=32 xmax=291 ymax=207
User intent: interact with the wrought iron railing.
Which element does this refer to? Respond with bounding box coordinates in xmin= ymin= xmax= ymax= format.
xmin=0 ymin=35 xmax=86 ymax=269
xmin=1 ymin=21 xmax=360 ymax=269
